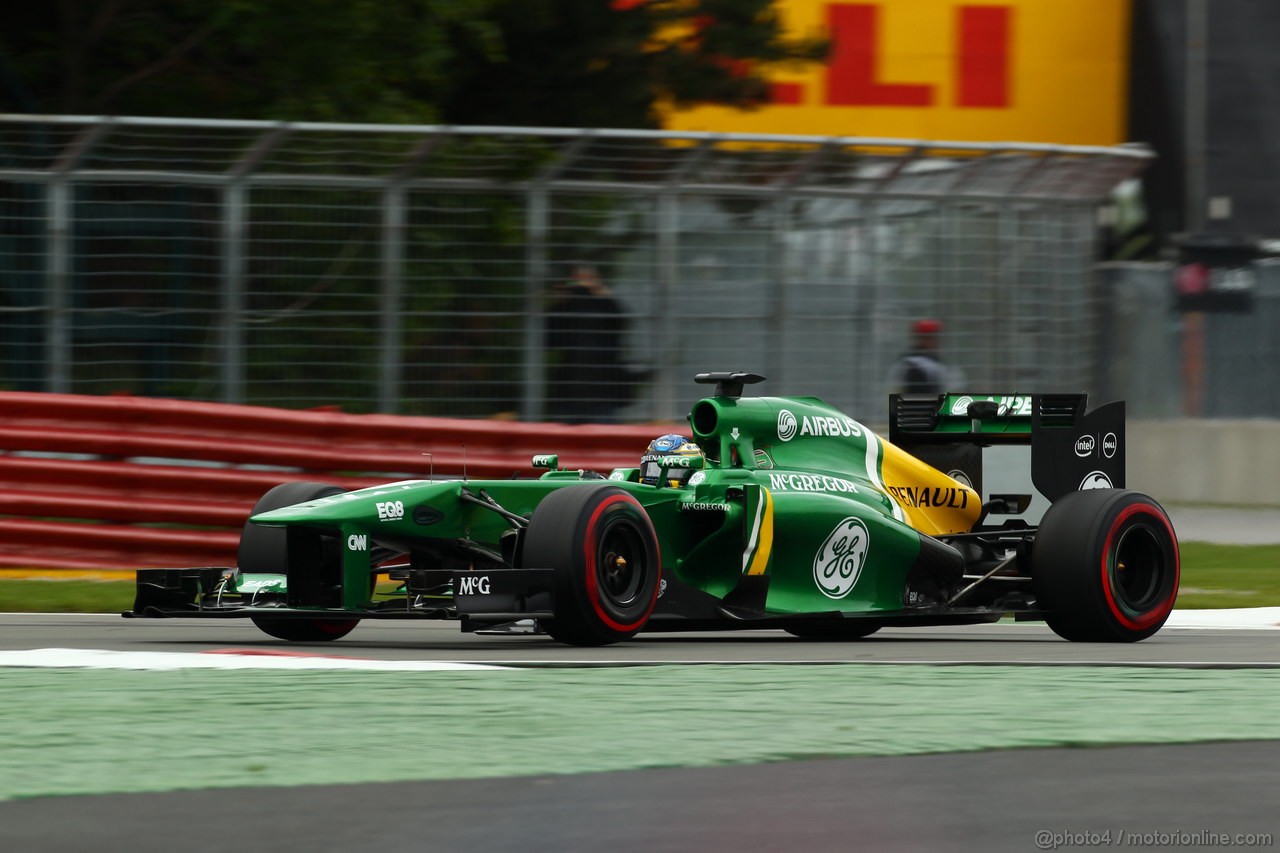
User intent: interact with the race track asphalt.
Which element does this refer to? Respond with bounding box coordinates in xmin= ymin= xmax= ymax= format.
xmin=3 ymin=613 xmax=1280 ymax=666
xmin=4 ymin=490 xmax=1277 ymax=849
xmin=5 ymin=740 xmax=1279 ymax=853
xmin=2 ymin=614 xmax=1280 ymax=845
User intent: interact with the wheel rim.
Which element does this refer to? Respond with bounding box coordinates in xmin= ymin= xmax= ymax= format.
xmin=1109 ymin=522 xmax=1167 ymax=616
xmin=596 ymin=521 xmax=646 ymax=607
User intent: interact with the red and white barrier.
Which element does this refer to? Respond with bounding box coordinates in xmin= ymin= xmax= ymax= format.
xmin=0 ymin=392 xmax=663 ymax=572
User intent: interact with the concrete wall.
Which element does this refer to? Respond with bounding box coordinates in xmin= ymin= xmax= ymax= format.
xmin=1129 ymin=420 xmax=1280 ymax=506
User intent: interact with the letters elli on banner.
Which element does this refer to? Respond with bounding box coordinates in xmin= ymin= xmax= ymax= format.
xmin=664 ymin=0 xmax=1130 ymax=146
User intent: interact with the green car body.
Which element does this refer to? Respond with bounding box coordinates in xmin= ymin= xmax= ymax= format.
xmin=129 ymin=374 xmax=1181 ymax=645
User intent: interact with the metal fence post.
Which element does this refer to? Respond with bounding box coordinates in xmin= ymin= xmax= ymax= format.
xmin=522 ymin=186 xmax=548 ymax=422
xmin=767 ymin=141 xmax=839 ymax=396
xmin=220 ymin=181 xmax=245 ymax=404
xmin=861 ymin=199 xmax=881 ymax=417
xmin=656 ymin=191 xmax=680 ymax=419
xmin=381 ymin=133 xmax=440 ymax=415
xmin=996 ymin=202 xmax=1016 ymax=386
xmin=45 ymin=120 xmax=113 ymax=394
xmin=220 ymin=124 xmax=289 ymax=405
xmin=652 ymin=138 xmax=715 ymax=418
xmin=768 ymin=194 xmax=790 ymax=390
xmin=379 ymin=183 xmax=406 ymax=413
xmin=44 ymin=178 xmax=71 ymax=394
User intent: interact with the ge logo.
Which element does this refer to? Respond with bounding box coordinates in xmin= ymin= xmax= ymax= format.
xmin=1080 ymin=471 xmax=1113 ymax=490
xmin=813 ymin=517 xmax=870 ymax=599
xmin=777 ymin=409 xmax=798 ymax=442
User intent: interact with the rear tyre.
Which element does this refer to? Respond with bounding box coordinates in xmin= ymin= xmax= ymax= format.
xmin=785 ymin=623 xmax=881 ymax=641
xmin=1033 ymin=489 xmax=1179 ymax=642
xmin=522 ymin=485 xmax=661 ymax=647
xmin=239 ymin=481 xmax=359 ymax=643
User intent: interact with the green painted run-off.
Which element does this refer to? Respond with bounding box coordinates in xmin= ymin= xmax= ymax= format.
xmin=3 ymin=664 xmax=1280 ymax=801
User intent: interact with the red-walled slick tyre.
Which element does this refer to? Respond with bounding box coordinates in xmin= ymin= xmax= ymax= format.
xmin=1033 ymin=489 xmax=1180 ymax=642
xmin=523 ymin=485 xmax=661 ymax=647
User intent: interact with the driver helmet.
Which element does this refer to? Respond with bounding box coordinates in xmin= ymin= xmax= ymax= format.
xmin=640 ymin=434 xmax=704 ymax=487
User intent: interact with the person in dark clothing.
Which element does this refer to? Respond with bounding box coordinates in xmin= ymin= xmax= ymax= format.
xmin=889 ymin=318 xmax=962 ymax=395
xmin=545 ymin=264 xmax=637 ymax=423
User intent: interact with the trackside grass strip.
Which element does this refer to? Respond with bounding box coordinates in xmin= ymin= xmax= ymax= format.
xmin=1172 ymin=543 xmax=1280 ymax=608
xmin=2 ymin=664 xmax=1280 ymax=801
xmin=0 ymin=579 xmax=135 ymax=613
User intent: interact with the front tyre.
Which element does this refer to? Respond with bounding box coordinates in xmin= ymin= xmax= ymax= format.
xmin=247 ymin=617 xmax=360 ymax=643
xmin=522 ymin=485 xmax=661 ymax=647
xmin=1033 ymin=489 xmax=1179 ymax=642
xmin=239 ymin=481 xmax=359 ymax=643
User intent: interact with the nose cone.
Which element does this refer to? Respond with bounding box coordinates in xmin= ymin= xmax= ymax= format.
xmin=250 ymin=479 xmax=452 ymax=526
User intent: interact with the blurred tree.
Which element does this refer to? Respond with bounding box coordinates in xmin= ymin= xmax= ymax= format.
xmin=1 ymin=0 xmax=823 ymax=128
xmin=0 ymin=0 xmax=500 ymax=122
xmin=442 ymin=0 xmax=827 ymax=128
xmin=0 ymin=0 xmax=826 ymax=415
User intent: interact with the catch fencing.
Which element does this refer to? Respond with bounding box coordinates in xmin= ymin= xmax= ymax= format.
xmin=0 ymin=115 xmax=1151 ymax=422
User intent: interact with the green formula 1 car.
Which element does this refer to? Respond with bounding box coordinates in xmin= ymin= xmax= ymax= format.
xmin=127 ymin=373 xmax=1180 ymax=646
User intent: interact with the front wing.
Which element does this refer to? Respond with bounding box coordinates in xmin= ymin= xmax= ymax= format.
xmin=125 ymin=566 xmax=1033 ymax=632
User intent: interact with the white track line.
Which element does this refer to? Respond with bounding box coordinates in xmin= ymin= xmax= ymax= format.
xmin=0 ymin=648 xmax=510 ymax=671
xmin=1164 ymin=607 xmax=1280 ymax=630
xmin=1 ymin=649 xmax=1279 ymax=671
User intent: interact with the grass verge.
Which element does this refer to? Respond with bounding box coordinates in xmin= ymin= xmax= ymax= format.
xmin=0 ymin=542 xmax=1276 ymax=613
xmin=1175 ymin=542 xmax=1280 ymax=609
xmin=0 ymin=579 xmax=135 ymax=613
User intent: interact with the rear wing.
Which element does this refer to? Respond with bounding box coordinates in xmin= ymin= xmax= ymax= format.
xmin=889 ymin=393 xmax=1125 ymax=503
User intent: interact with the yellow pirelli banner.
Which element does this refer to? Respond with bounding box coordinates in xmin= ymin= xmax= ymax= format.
xmin=665 ymin=0 xmax=1131 ymax=145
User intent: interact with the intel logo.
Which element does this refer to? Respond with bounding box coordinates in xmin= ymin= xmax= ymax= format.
xmin=1074 ymin=435 xmax=1096 ymax=457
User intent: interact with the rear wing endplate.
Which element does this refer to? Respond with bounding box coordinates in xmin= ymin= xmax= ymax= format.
xmin=889 ymin=393 xmax=1125 ymax=503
